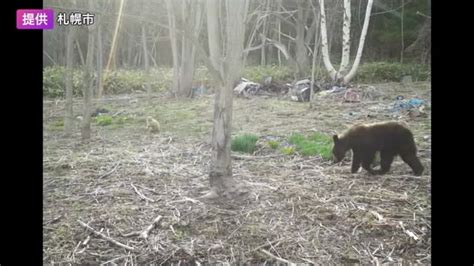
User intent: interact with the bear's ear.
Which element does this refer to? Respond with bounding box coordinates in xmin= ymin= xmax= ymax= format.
xmin=333 ymin=135 xmax=339 ymax=142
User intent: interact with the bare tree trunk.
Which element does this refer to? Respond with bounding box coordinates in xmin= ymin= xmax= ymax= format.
xmin=81 ymin=14 xmax=96 ymax=140
xmin=310 ymin=35 xmax=317 ymax=109
xmin=243 ymin=14 xmax=263 ymax=66
xmin=119 ymin=46 xmax=125 ymax=68
xmin=343 ymin=0 xmax=374 ymax=83
xmin=400 ymin=0 xmax=404 ymax=64
xmin=102 ymin=0 xmax=125 ymax=97
xmin=76 ymin=40 xmax=85 ymax=66
xmin=165 ymin=0 xmax=204 ymax=98
xmin=319 ymin=0 xmax=337 ymax=81
xmin=134 ymin=53 xmax=140 ymax=68
xmin=150 ymin=41 xmax=158 ymax=68
xmin=209 ymin=85 xmax=234 ymax=195
xmin=166 ymin=0 xmax=203 ymax=97
xmin=207 ymin=0 xmax=222 ymax=72
xmin=178 ymin=0 xmax=203 ymax=97
xmin=127 ymin=30 xmax=134 ymax=67
xmin=304 ymin=17 xmax=318 ymax=51
xmin=327 ymin=14 xmax=335 ymax=62
xmin=423 ymin=0 xmax=431 ymax=64
xmin=260 ymin=0 xmax=271 ymax=66
xmin=339 ymin=0 xmax=351 ymax=75
xmin=319 ymin=0 xmax=373 ymax=84
xmin=165 ymin=0 xmax=180 ymax=97
xmin=405 ymin=17 xmax=430 ymax=64
xmin=64 ymin=26 xmax=76 ymax=135
xmin=277 ymin=0 xmax=282 ymax=66
xmin=141 ymin=24 xmax=151 ymax=96
xmin=178 ymin=34 xmax=194 ymax=97
xmin=207 ymin=0 xmax=226 ymax=197
xmin=96 ymin=24 xmax=103 ymax=98
xmin=93 ymin=0 xmax=103 ymax=99
xmin=309 ymin=1 xmax=321 ymax=108
xmin=207 ymin=0 xmax=248 ymax=198
xmin=180 ymin=1 xmax=186 ymax=73
xmin=267 ymin=1 xmax=276 ymax=64
xmin=295 ymin=0 xmax=308 ymax=78
xmin=150 ymin=30 xmax=160 ymax=68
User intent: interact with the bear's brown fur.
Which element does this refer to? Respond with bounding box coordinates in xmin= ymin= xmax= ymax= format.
xmin=332 ymin=121 xmax=424 ymax=176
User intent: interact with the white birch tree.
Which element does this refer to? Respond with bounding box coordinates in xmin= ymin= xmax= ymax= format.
xmin=319 ymin=0 xmax=374 ymax=84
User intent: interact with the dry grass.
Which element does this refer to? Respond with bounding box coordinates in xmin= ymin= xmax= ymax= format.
xmin=43 ymin=82 xmax=431 ymax=264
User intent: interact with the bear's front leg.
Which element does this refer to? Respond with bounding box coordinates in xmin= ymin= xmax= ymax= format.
xmin=351 ymin=152 xmax=362 ymax=173
xmin=361 ymin=151 xmax=377 ymax=175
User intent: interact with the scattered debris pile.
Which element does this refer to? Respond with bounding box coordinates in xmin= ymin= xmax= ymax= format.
xmin=91 ymin=107 xmax=110 ymax=117
xmin=191 ymin=85 xmax=208 ymax=98
xmin=261 ymin=83 xmax=289 ymax=95
xmin=289 ymin=79 xmax=321 ymax=102
xmin=234 ymin=78 xmax=289 ymax=98
xmin=360 ymin=85 xmax=384 ymax=100
xmin=233 ymin=78 xmax=262 ymax=98
xmin=365 ymin=96 xmax=428 ymax=119
xmin=317 ymin=85 xmax=387 ymax=103
xmin=391 ymin=96 xmax=428 ymax=119
xmin=318 ymin=85 xmax=354 ymax=103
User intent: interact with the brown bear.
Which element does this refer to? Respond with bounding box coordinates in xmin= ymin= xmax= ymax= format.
xmin=332 ymin=121 xmax=424 ymax=176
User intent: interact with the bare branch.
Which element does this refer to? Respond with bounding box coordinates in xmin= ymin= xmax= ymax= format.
xmin=416 ymin=11 xmax=431 ymax=19
xmin=272 ymin=13 xmax=297 ymax=29
xmin=259 ymin=34 xmax=291 ymax=61
xmin=98 ymin=162 xmax=120 ymax=179
xmin=260 ymin=249 xmax=295 ymax=264
xmin=371 ymin=1 xmax=410 ymax=18
xmin=131 ymin=183 xmax=155 ymax=202
xmin=270 ymin=29 xmax=295 ymax=41
xmin=77 ymin=220 xmax=136 ymax=252
xmin=140 ymin=215 xmax=162 ymax=239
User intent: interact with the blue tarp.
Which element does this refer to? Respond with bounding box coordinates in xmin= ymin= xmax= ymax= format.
xmin=391 ymin=98 xmax=424 ymax=112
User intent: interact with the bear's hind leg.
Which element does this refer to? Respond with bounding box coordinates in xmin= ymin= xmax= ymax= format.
xmin=400 ymin=153 xmax=424 ymax=176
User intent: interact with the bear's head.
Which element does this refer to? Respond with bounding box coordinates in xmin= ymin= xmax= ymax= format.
xmin=332 ymin=135 xmax=349 ymax=163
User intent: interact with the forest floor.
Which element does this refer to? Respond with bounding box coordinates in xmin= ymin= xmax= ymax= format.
xmin=43 ymin=82 xmax=431 ymax=264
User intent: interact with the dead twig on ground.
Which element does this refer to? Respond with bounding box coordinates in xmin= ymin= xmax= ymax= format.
xmin=77 ymin=220 xmax=136 ymax=252
xmin=98 ymin=162 xmax=120 ymax=179
xmin=131 ymin=183 xmax=155 ymax=202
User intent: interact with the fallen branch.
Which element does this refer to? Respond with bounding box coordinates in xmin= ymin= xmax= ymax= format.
xmin=260 ymin=249 xmax=294 ymax=265
xmin=100 ymin=255 xmax=130 ymax=265
xmin=416 ymin=11 xmax=431 ymax=19
xmin=246 ymin=238 xmax=286 ymax=255
xmin=77 ymin=220 xmax=135 ymax=252
xmin=140 ymin=215 xmax=162 ymax=239
xmin=352 ymin=221 xmax=365 ymax=235
xmin=121 ymin=231 xmax=140 ymax=237
xmin=399 ymin=221 xmax=419 ymax=241
xmin=169 ymin=196 xmax=202 ymax=204
xmin=301 ymin=257 xmax=316 ymax=264
xmin=135 ymin=184 xmax=159 ymax=194
xmin=98 ymin=162 xmax=120 ymax=179
xmin=82 ymin=235 xmax=91 ymax=245
xmin=131 ymin=183 xmax=155 ymax=202
xmin=44 ymin=214 xmax=63 ymax=225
